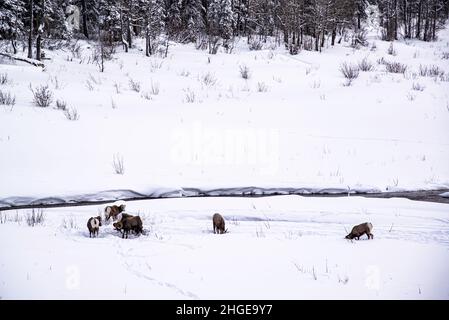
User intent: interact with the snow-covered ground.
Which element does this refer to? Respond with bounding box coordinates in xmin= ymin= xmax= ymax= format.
xmin=1 ymin=24 xmax=449 ymax=206
xmin=0 ymin=195 xmax=448 ymax=299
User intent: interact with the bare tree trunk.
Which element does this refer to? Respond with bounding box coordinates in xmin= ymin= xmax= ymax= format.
xmin=432 ymin=3 xmax=437 ymax=40
xmin=403 ymin=0 xmax=408 ymax=38
xmin=126 ymin=0 xmax=132 ymax=49
xmin=36 ymin=34 xmax=41 ymax=60
xmin=394 ymin=0 xmax=398 ymax=40
xmin=35 ymin=6 xmax=41 ymax=61
xmin=283 ymin=28 xmax=288 ymax=49
xmin=81 ymin=0 xmax=89 ymax=38
xmin=120 ymin=7 xmax=128 ymax=52
xmin=416 ymin=0 xmax=422 ymax=39
xmin=331 ymin=28 xmax=336 ymax=46
xmin=28 ymin=0 xmax=33 ymax=59
xmin=11 ymin=39 xmax=17 ymax=54
xmin=424 ymin=5 xmax=429 ymax=41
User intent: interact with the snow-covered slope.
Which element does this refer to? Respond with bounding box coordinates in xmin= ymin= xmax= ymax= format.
xmin=1 ymin=195 xmax=448 ymax=299
xmin=1 ymin=25 xmax=449 ymax=205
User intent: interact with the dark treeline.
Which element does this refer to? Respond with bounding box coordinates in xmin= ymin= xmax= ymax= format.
xmin=1 ymin=0 xmax=448 ymax=60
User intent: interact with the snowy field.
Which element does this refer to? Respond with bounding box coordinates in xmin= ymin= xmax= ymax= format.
xmin=0 ymin=195 xmax=448 ymax=299
xmin=1 ymin=23 xmax=449 ymax=206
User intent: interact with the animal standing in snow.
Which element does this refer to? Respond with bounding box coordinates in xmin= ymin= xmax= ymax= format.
xmin=113 ymin=215 xmax=143 ymax=239
xmin=212 ymin=213 xmax=227 ymax=234
xmin=112 ymin=213 xmax=134 ymax=230
xmin=345 ymin=222 xmax=374 ymax=240
xmin=104 ymin=200 xmax=126 ymax=221
xmin=87 ymin=216 xmax=102 ymax=238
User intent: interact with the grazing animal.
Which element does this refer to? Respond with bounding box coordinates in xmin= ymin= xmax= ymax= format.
xmin=345 ymin=222 xmax=374 ymax=240
xmin=114 ymin=216 xmax=143 ymax=239
xmin=112 ymin=213 xmax=134 ymax=230
xmin=87 ymin=216 xmax=102 ymax=238
xmin=104 ymin=200 xmax=126 ymax=221
xmin=212 ymin=213 xmax=227 ymax=234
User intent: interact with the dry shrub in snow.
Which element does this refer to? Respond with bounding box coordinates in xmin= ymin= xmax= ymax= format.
xmin=184 ymin=89 xmax=196 ymax=103
xmin=113 ymin=153 xmax=125 ymax=174
xmin=358 ymin=58 xmax=374 ymax=71
xmin=150 ymin=81 xmax=160 ymax=95
xmin=201 ymin=72 xmax=217 ymax=87
xmin=179 ymin=69 xmax=190 ymax=77
xmin=339 ymin=62 xmax=360 ymax=82
xmin=26 ymin=209 xmax=45 ymax=227
xmin=141 ymin=91 xmax=153 ymax=100
xmin=64 ymin=107 xmax=80 ymax=121
xmin=412 ymin=82 xmax=425 ymax=91
xmin=419 ymin=64 xmax=445 ymax=77
xmin=249 ymin=39 xmax=263 ymax=51
xmin=256 ymin=82 xmax=268 ymax=92
xmin=406 ymin=92 xmax=416 ymax=101
xmin=239 ymin=65 xmax=251 ymax=79
xmin=31 ymin=84 xmax=53 ymax=107
xmin=0 ymin=89 xmax=16 ymax=106
xmin=128 ymin=78 xmax=141 ymax=92
xmin=385 ymin=61 xmax=407 ymax=73
xmin=56 ymin=99 xmax=67 ymax=110
xmin=441 ymin=52 xmax=449 ymax=60
xmin=387 ymin=42 xmax=396 ymax=55
xmin=61 ymin=217 xmax=78 ymax=229
xmin=0 ymin=73 xmax=9 ymax=85
xmin=150 ymin=60 xmax=163 ymax=72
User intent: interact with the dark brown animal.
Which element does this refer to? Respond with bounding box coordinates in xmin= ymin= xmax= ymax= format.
xmin=87 ymin=216 xmax=102 ymax=238
xmin=112 ymin=213 xmax=134 ymax=230
xmin=212 ymin=213 xmax=227 ymax=234
xmin=104 ymin=200 xmax=126 ymax=221
xmin=114 ymin=216 xmax=143 ymax=239
xmin=345 ymin=222 xmax=373 ymax=240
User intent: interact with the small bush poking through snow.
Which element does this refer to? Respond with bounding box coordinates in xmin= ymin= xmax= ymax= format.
xmin=419 ymin=64 xmax=445 ymax=77
xmin=412 ymin=82 xmax=425 ymax=91
xmin=385 ymin=61 xmax=407 ymax=74
xmin=61 ymin=217 xmax=77 ymax=229
xmin=239 ymin=65 xmax=251 ymax=79
xmin=150 ymin=60 xmax=163 ymax=72
xmin=113 ymin=82 xmax=121 ymax=94
xmin=406 ymin=92 xmax=416 ymax=101
xmin=112 ymin=153 xmax=125 ymax=175
xmin=26 ymin=209 xmax=45 ymax=227
xmin=184 ymin=89 xmax=196 ymax=103
xmin=141 ymin=91 xmax=153 ymax=100
xmin=387 ymin=42 xmax=396 ymax=56
xmin=64 ymin=107 xmax=80 ymax=121
xmin=358 ymin=58 xmax=374 ymax=71
xmin=201 ymin=72 xmax=217 ymax=87
xmin=150 ymin=81 xmax=160 ymax=95
xmin=339 ymin=62 xmax=360 ymax=82
xmin=179 ymin=69 xmax=190 ymax=77
xmin=56 ymin=99 xmax=67 ymax=110
xmin=85 ymin=79 xmax=95 ymax=91
xmin=128 ymin=78 xmax=141 ymax=92
xmin=256 ymin=82 xmax=268 ymax=92
xmin=31 ymin=84 xmax=53 ymax=107
xmin=0 ymin=73 xmax=9 ymax=85
xmin=0 ymin=89 xmax=16 ymax=106
xmin=248 ymin=39 xmax=263 ymax=51
xmin=441 ymin=52 xmax=449 ymax=59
